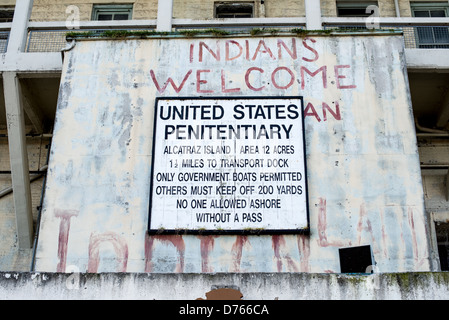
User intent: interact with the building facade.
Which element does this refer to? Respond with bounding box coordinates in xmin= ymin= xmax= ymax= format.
xmin=0 ymin=0 xmax=448 ymax=277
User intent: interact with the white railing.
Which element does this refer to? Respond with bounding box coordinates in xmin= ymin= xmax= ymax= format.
xmin=12 ymin=17 xmax=449 ymax=53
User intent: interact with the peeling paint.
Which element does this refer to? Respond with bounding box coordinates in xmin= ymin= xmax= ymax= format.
xmin=198 ymin=288 xmax=243 ymax=300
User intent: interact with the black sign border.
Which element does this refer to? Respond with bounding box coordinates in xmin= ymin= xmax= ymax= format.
xmin=148 ymin=96 xmax=310 ymax=236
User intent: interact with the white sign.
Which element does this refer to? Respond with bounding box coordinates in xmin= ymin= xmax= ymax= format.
xmin=149 ymin=97 xmax=309 ymax=234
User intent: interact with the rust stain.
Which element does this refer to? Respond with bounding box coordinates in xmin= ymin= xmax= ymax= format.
xmin=54 ymin=209 xmax=79 ymax=273
xmin=230 ymin=235 xmax=249 ymax=272
xmin=272 ymin=235 xmax=299 ymax=272
xmin=407 ymin=207 xmax=427 ymax=268
xmin=199 ymin=235 xmax=217 ymax=273
xmin=297 ymin=235 xmax=310 ymax=272
xmin=144 ymin=234 xmax=185 ymax=273
xmin=197 ymin=288 xmax=243 ymax=300
xmin=317 ymin=198 xmax=351 ymax=248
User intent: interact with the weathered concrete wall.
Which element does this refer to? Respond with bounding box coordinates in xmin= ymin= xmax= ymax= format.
xmin=0 ymin=272 xmax=448 ymax=300
xmin=32 ymin=33 xmax=435 ymax=274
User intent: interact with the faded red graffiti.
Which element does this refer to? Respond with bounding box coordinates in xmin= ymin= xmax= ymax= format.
xmin=297 ymin=235 xmax=310 ymax=272
xmin=231 ymin=235 xmax=249 ymax=272
xmin=199 ymin=235 xmax=217 ymax=273
xmin=356 ymin=203 xmax=379 ymax=256
xmin=55 ymin=209 xmax=79 ymax=273
xmin=304 ymin=102 xmax=341 ymax=122
xmin=408 ymin=208 xmax=419 ymax=263
xmin=87 ymin=231 xmax=128 ymax=273
xmin=317 ymin=198 xmax=351 ymax=248
xmin=145 ymin=234 xmax=185 ymax=273
xmin=272 ymin=235 xmax=299 ymax=272
xmin=408 ymin=207 xmax=429 ymax=269
xmin=151 ymin=38 xmax=356 ymax=97
xmin=380 ymin=208 xmax=388 ymax=259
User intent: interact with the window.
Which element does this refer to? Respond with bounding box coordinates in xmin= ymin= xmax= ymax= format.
xmin=0 ymin=6 xmax=14 ymax=23
xmin=336 ymin=1 xmax=378 ymax=17
xmin=215 ymin=2 xmax=254 ymax=18
xmin=412 ymin=3 xmax=449 ymax=48
xmin=92 ymin=4 xmax=133 ymax=21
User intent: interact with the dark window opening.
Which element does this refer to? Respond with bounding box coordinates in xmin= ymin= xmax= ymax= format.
xmin=436 ymin=222 xmax=449 ymax=271
xmin=339 ymin=245 xmax=374 ymax=273
xmin=215 ymin=2 xmax=254 ymax=18
xmin=337 ymin=1 xmax=378 ymax=17
xmin=0 ymin=7 xmax=14 ymax=23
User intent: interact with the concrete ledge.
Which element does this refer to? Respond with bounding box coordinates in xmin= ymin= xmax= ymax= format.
xmin=0 ymin=272 xmax=448 ymax=300
xmin=406 ymin=49 xmax=449 ymax=72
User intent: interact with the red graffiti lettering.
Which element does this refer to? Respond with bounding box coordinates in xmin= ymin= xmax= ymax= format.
xmin=196 ymin=69 xmax=214 ymax=93
xmin=335 ymin=65 xmax=357 ymax=89
xmin=322 ymin=101 xmax=341 ymax=121
xmin=357 ymin=203 xmax=377 ymax=249
xmin=221 ymin=70 xmax=241 ymax=93
xmin=150 ymin=69 xmax=192 ymax=94
xmin=145 ymin=234 xmax=185 ymax=273
xmin=304 ymin=102 xmax=342 ymax=122
xmin=55 ymin=209 xmax=79 ymax=273
xmin=277 ymin=38 xmax=297 ymax=60
xmin=272 ymin=235 xmax=299 ymax=272
xmin=302 ymin=37 xmax=319 ymax=62
xmin=317 ymin=198 xmax=351 ymax=248
xmin=199 ymin=41 xmax=220 ymax=62
xmin=226 ymin=40 xmax=243 ymax=61
xmin=304 ymin=102 xmax=322 ymax=122
xmin=189 ymin=43 xmax=194 ymax=63
xmin=191 ymin=38 xmax=317 ymax=63
xmin=252 ymin=40 xmax=275 ymax=60
xmin=301 ymin=65 xmax=327 ymax=90
xmin=271 ymin=66 xmax=295 ymax=90
xmin=245 ymin=67 xmax=265 ymax=92
xmin=87 ymin=231 xmax=128 ymax=273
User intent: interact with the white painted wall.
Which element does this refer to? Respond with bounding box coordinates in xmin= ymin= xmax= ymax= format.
xmin=34 ymin=33 xmax=435 ymax=274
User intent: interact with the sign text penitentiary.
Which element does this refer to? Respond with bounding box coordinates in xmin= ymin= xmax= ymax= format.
xmin=148 ymin=97 xmax=309 ymax=234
